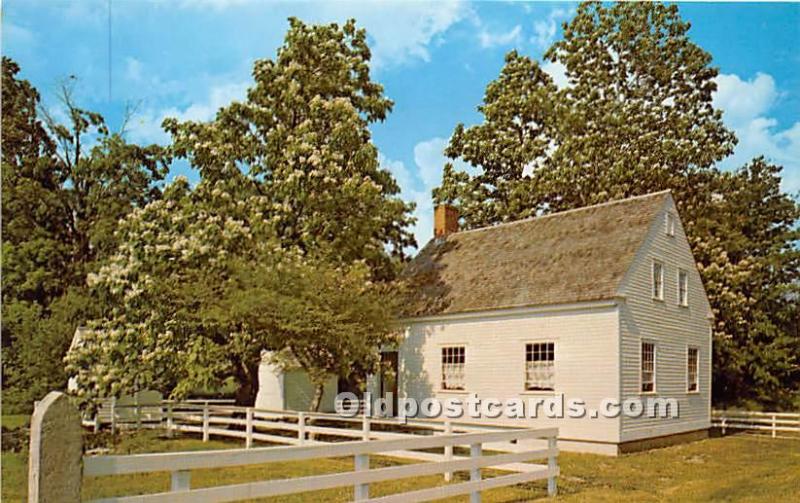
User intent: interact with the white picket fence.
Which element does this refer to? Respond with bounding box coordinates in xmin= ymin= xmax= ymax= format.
xmin=712 ymin=409 xmax=800 ymax=438
xmin=81 ymin=401 xmax=559 ymax=502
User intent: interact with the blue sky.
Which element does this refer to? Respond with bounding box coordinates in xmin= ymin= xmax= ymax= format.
xmin=3 ymin=1 xmax=799 ymax=245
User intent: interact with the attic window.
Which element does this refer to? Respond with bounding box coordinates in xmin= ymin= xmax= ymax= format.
xmin=441 ymin=346 xmax=465 ymax=390
xmin=666 ymin=213 xmax=676 ymax=237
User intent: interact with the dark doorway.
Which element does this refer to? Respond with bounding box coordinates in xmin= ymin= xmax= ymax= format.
xmin=337 ymin=374 xmax=364 ymax=398
xmin=380 ymin=351 xmax=399 ymax=416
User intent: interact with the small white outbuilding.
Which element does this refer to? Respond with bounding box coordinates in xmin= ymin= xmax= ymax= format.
xmin=257 ymin=191 xmax=713 ymax=455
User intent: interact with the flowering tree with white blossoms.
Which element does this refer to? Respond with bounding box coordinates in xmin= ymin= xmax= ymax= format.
xmin=66 ymin=177 xmax=399 ymax=407
xmin=164 ymin=17 xmax=416 ymax=280
xmin=67 ymin=18 xmax=413 ymax=407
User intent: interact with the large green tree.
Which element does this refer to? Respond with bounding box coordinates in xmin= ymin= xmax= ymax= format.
xmin=1 ymin=58 xmax=169 ymax=412
xmin=165 ymin=17 xmax=415 ymax=280
xmin=68 ymin=19 xmax=412 ymax=407
xmin=690 ymin=160 xmax=799 ymax=406
xmin=434 ymin=2 xmax=799 ymax=407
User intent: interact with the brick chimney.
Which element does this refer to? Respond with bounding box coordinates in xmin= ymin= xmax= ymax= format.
xmin=434 ymin=204 xmax=459 ymax=238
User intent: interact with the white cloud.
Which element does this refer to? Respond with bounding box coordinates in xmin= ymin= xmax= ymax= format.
xmin=532 ymin=20 xmax=556 ymax=51
xmin=318 ymin=1 xmax=470 ymax=69
xmin=713 ymin=72 xmax=800 ymax=193
xmin=61 ymin=0 xmax=107 ymax=26
xmin=380 ymin=152 xmax=435 ymax=248
xmin=542 ymin=60 xmax=568 ymax=89
xmin=127 ymin=80 xmax=249 ymax=145
xmin=124 ymin=57 xmax=144 ymax=82
xmin=3 ymin=21 xmax=36 ymax=47
xmin=713 ymin=73 xmax=778 ymax=127
xmin=381 ymin=137 xmax=476 ymax=246
xmin=413 ymin=138 xmax=453 ymax=188
xmin=176 ymin=1 xmax=471 ymax=70
xmin=531 ymin=7 xmax=571 ymax=50
xmin=478 ymin=25 xmax=522 ymax=49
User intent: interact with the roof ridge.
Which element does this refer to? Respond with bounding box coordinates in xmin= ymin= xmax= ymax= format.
xmin=451 ymin=190 xmax=671 ymax=237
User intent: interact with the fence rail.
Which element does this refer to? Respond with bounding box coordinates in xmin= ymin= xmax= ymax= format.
xmin=712 ymin=409 xmax=800 ymax=438
xmin=88 ymin=401 xmax=544 ymax=449
xmin=77 ymin=400 xmax=558 ymax=502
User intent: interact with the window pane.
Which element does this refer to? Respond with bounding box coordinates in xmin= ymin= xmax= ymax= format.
xmin=442 ymin=346 xmax=465 ymax=390
xmin=641 ymin=342 xmax=655 ymax=392
xmin=525 ymin=342 xmax=555 ymax=391
xmin=653 ymin=262 xmax=663 ymax=299
xmin=679 ymin=270 xmax=688 ymax=306
xmin=688 ymin=347 xmax=698 ymax=391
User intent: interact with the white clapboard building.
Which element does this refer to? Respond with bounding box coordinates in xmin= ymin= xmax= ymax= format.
xmin=257 ymin=191 xmax=713 ymax=454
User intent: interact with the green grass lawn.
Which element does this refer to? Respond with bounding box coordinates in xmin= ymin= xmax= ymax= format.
xmin=1 ymin=415 xmax=29 ymax=430
xmin=3 ymin=421 xmax=799 ymax=502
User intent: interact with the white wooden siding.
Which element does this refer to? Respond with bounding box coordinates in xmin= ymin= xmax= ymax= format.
xmin=400 ymin=304 xmax=621 ymax=444
xmin=617 ymin=195 xmax=712 ymax=441
xmin=283 ymin=371 xmax=338 ymax=413
xmin=255 ymin=362 xmax=338 ymax=413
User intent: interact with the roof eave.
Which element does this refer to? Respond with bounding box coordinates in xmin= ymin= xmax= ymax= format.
xmin=396 ymin=296 xmax=625 ymax=325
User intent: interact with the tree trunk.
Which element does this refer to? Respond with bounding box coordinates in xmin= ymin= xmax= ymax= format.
xmin=234 ymin=362 xmax=260 ymax=406
xmin=309 ymin=381 xmax=325 ymax=412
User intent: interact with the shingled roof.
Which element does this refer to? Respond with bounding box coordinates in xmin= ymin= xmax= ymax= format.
xmin=400 ymin=191 xmax=671 ymax=318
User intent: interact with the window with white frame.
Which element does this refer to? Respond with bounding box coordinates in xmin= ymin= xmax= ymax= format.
xmin=666 ymin=213 xmax=676 ymax=236
xmin=687 ymin=347 xmax=699 ymax=392
xmin=678 ymin=269 xmax=689 ymax=306
xmin=525 ymin=342 xmax=555 ymax=391
xmin=652 ymin=261 xmax=664 ymax=300
xmin=641 ymin=342 xmax=655 ymax=392
xmin=441 ymin=346 xmax=465 ymax=390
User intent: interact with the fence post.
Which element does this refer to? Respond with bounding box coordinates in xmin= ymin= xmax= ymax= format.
xmin=772 ymin=414 xmax=777 ymax=438
xmin=298 ymin=412 xmax=306 ymax=445
xmin=202 ymin=404 xmax=210 ymax=442
xmin=171 ymin=470 xmax=191 ymax=492
xmin=362 ymin=412 xmax=371 ymax=441
xmin=354 ymin=453 xmax=369 ymax=501
xmin=547 ymin=435 xmax=558 ymax=497
xmin=110 ymin=397 xmax=117 ymax=434
xmin=166 ymin=403 xmax=174 ymax=438
xmin=470 ymin=442 xmax=482 ymax=503
xmin=444 ymin=421 xmax=453 ymax=482
xmin=721 ymin=416 xmax=726 ymax=436
xmin=246 ymin=407 xmax=253 ymax=448
xmin=135 ymin=403 xmax=142 ymax=431
xmin=93 ymin=412 xmax=101 ymax=433
xmin=28 ymin=391 xmax=83 ymax=503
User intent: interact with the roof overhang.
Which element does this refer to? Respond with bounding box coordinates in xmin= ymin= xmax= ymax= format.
xmin=395 ymin=297 xmax=625 ymax=325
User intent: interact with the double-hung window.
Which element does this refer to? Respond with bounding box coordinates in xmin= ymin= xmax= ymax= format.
xmin=441 ymin=346 xmax=465 ymax=390
xmin=678 ymin=269 xmax=689 ymax=306
xmin=641 ymin=341 xmax=656 ymax=393
xmin=652 ymin=261 xmax=664 ymax=300
xmin=525 ymin=342 xmax=555 ymax=391
xmin=687 ymin=347 xmax=699 ymax=392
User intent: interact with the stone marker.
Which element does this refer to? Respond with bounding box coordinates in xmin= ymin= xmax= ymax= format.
xmin=28 ymin=391 xmax=83 ymax=503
